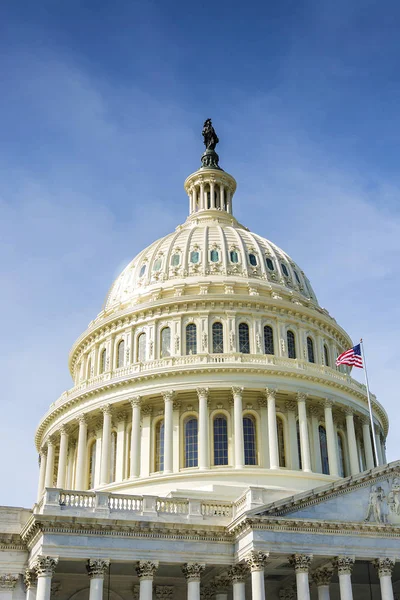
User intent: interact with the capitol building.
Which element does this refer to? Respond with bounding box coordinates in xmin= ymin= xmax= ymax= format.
xmin=1 ymin=121 xmax=399 ymax=600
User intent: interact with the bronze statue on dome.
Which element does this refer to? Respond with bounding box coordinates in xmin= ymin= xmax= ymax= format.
xmin=202 ymin=119 xmax=219 ymax=151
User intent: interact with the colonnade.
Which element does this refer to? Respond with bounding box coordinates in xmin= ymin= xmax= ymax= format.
xmin=37 ymin=387 xmax=382 ymax=501
xmin=21 ymin=554 xmax=396 ymax=600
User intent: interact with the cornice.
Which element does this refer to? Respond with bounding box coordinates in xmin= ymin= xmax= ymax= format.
xmin=35 ymin=361 xmax=387 ymax=450
xmin=0 ymin=533 xmax=27 ymax=552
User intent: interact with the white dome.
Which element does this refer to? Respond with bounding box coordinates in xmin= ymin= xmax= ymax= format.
xmin=104 ymin=212 xmax=318 ymax=312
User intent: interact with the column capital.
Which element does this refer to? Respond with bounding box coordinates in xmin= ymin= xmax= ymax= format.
xmin=162 ymin=390 xmax=175 ymax=402
xmin=245 ymin=550 xmax=269 ymax=572
xmin=116 ymin=411 xmax=127 ymax=423
xmin=101 ymin=404 xmax=112 ymax=416
xmin=33 ymin=556 xmax=59 ymax=577
xmin=228 ymin=564 xmax=249 ymax=583
xmin=136 ymin=560 xmax=159 ymax=580
xmin=360 ymin=415 xmax=371 ymax=426
xmin=0 ymin=575 xmax=19 ymax=590
xmin=324 ymin=399 xmax=334 ymax=409
xmin=289 ymin=554 xmax=313 ymax=573
xmin=130 ymin=396 xmax=142 ymax=408
xmin=333 ymin=556 xmax=355 ymax=575
xmin=312 ymin=567 xmax=333 ymax=586
xmin=285 ymin=401 xmax=297 ymax=412
xmin=86 ymin=559 xmax=110 ymax=579
xmin=196 ymin=388 xmax=209 ymax=400
xmin=373 ymin=558 xmax=395 ymax=577
xmin=296 ymin=392 xmax=308 ymax=403
xmin=24 ymin=570 xmax=38 ymax=589
xmin=213 ymin=574 xmax=230 ymax=593
xmin=258 ymin=397 xmax=268 ymax=408
xmin=182 ymin=563 xmax=205 ymax=582
xmin=47 ymin=436 xmax=56 ymax=448
xmin=265 ymin=387 xmax=277 ymax=399
xmin=141 ymin=405 xmax=152 ymax=416
xmin=231 ymin=386 xmax=244 ymax=398
xmin=59 ymin=425 xmax=69 ymax=437
xmin=77 ymin=413 xmax=88 ymax=425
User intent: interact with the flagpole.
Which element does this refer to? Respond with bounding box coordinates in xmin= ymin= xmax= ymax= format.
xmin=360 ymin=338 xmax=380 ymax=467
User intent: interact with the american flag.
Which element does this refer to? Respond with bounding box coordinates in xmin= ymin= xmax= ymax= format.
xmin=336 ymin=344 xmax=363 ymax=368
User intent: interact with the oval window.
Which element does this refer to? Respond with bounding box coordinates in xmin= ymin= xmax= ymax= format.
xmin=249 ymin=254 xmax=257 ymax=266
xmin=139 ymin=264 xmax=146 ymax=277
xmin=171 ymin=254 xmax=180 ymax=267
xmin=153 ymin=258 xmax=162 ymax=271
xmin=210 ymin=249 xmax=219 ymax=263
xmin=230 ymin=250 xmax=239 ymax=263
xmin=190 ymin=251 xmax=199 ymax=264
xmin=266 ymin=258 xmax=274 ymax=271
xmin=281 ymin=263 xmax=289 ymax=277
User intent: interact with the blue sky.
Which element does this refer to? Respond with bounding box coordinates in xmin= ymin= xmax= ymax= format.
xmin=1 ymin=0 xmax=400 ymax=506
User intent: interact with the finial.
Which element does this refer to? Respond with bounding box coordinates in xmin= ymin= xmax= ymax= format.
xmin=201 ymin=118 xmax=222 ymax=170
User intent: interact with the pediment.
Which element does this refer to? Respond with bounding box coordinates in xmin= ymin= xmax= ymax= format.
xmin=253 ymin=461 xmax=400 ymax=526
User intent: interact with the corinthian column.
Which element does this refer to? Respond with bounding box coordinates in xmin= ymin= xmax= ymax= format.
xmin=56 ymin=426 xmax=69 ymax=488
xmin=324 ymin=400 xmax=339 ymax=476
xmin=312 ymin=567 xmax=333 ymax=600
xmin=75 ymin=414 xmax=88 ymax=490
xmin=37 ymin=449 xmax=47 ymax=502
xmin=130 ymin=397 xmax=141 ymax=478
xmin=44 ymin=438 xmax=55 ymax=488
xmin=100 ymin=405 xmax=112 ymax=484
xmin=136 ymin=561 xmax=158 ymax=600
xmin=24 ymin=570 xmax=38 ymax=600
xmin=361 ymin=417 xmax=375 ymax=470
xmin=373 ymin=558 xmax=395 ymax=600
xmin=228 ymin=564 xmax=249 ymax=600
xmin=33 ymin=557 xmax=58 ymax=600
xmin=345 ymin=410 xmax=359 ymax=475
xmin=0 ymin=575 xmax=19 ymax=600
xmin=297 ymin=393 xmax=312 ymax=472
xmin=163 ymin=391 xmax=174 ymax=473
xmin=245 ymin=551 xmax=268 ymax=600
xmin=182 ymin=563 xmax=205 ymax=600
xmin=333 ymin=556 xmax=354 ymax=600
xmin=87 ymin=559 xmax=110 ymax=600
xmin=266 ymin=388 xmax=279 ymax=469
xmin=197 ymin=388 xmax=209 ymax=470
xmin=289 ymin=554 xmax=312 ymax=600
xmin=232 ymin=387 xmax=244 ymax=468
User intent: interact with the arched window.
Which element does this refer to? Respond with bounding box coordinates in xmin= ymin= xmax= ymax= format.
xmin=137 ymin=333 xmax=146 ymax=362
xmin=161 ymin=327 xmax=171 ymax=358
xmin=319 ymin=425 xmax=329 ymax=474
xmin=88 ymin=441 xmax=96 ymax=489
xmin=230 ymin=250 xmax=239 ymax=263
xmin=296 ymin=420 xmax=302 ymax=469
xmin=110 ymin=431 xmax=117 ymax=482
xmin=287 ymin=330 xmax=296 ymax=359
xmin=249 ymin=253 xmax=257 ymax=266
xmin=324 ymin=344 xmax=330 ymax=367
xmin=139 ymin=264 xmax=146 ymax=277
xmin=293 ymin=270 xmax=301 ymax=284
xmin=239 ymin=323 xmax=250 ymax=354
xmin=186 ymin=324 xmax=197 ymax=355
xmin=171 ymin=253 xmax=180 ymax=266
xmin=277 ymin=417 xmax=286 ymax=467
xmin=337 ymin=432 xmax=345 ymax=477
xmin=155 ymin=420 xmax=164 ymax=472
xmin=210 ymin=249 xmax=219 ymax=263
xmin=281 ymin=263 xmax=289 ymax=277
xmin=307 ymin=337 xmax=315 ymax=363
xmin=153 ymin=258 xmax=162 ymax=271
xmin=243 ymin=416 xmax=257 ymax=465
xmin=213 ymin=416 xmax=228 ymax=465
xmin=266 ymin=258 xmax=274 ymax=271
xmin=190 ymin=250 xmax=199 ymax=264
xmin=117 ymin=340 xmax=125 ymax=368
xmin=100 ymin=349 xmax=107 ymax=374
xmin=264 ymin=325 xmax=274 ymax=355
xmin=185 ymin=418 xmax=198 ymax=468
xmin=212 ymin=322 xmax=224 ymax=353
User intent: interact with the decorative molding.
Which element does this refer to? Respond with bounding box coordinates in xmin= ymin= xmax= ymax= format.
xmin=132 ymin=584 xmax=140 ymax=600
xmin=136 ymin=560 xmax=158 ymax=580
xmin=231 ymin=386 xmax=244 ymax=397
xmin=228 ymin=564 xmax=249 ymax=584
xmin=33 ymin=556 xmax=59 ymax=577
xmin=285 ymin=401 xmax=297 ymax=412
xmin=245 ymin=550 xmax=269 ymax=572
xmin=289 ymin=554 xmax=313 ymax=573
xmin=155 ymin=585 xmax=174 ymax=599
xmin=0 ymin=575 xmax=19 ymax=590
xmin=24 ymin=570 xmax=38 ymax=590
xmin=333 ymin=556 xmax=355 ymax=575
xmin=86 ymin=559 xmax=110 ymax=579
xmin=373 ymin=558 xmax=395 ymax=577
xmin=213 ymin=574 xmax=231 ymax=593
xmin=312 ymin=567 xmax=333 ymax=586
xmin=182 ymin=563 xmax=205 ymax=582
